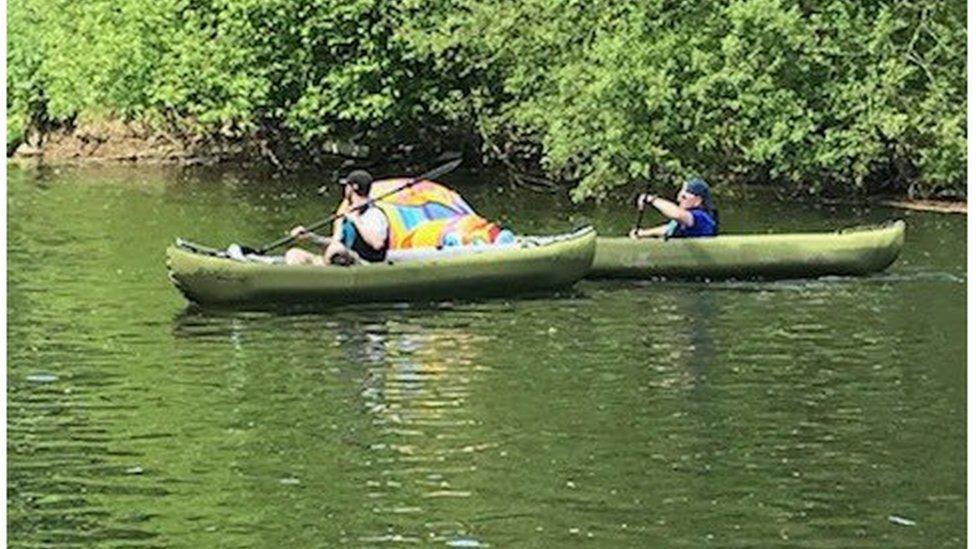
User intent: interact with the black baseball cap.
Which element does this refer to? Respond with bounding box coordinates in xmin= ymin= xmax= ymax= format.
xmin=338 ymin=169 xmax=373 ymax=195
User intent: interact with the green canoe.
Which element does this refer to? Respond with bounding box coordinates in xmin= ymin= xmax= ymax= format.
xmin=589 ymin=220 xmax=905 ymax=280
xmin=167 ymin=227 xmax=596 ymax=306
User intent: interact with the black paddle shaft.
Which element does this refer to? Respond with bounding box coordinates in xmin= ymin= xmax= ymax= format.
xmin=633 ymin=181 xmax=652 ymax=232
xmin=255 ymin=157 xmax=463 ymax=254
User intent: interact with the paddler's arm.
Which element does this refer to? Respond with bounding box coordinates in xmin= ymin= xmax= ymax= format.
xmin=638 ymin=194 xmax=694 ymax=226
xmin=629 ymin=224 xmax=670 ymax=239
xmin=307 ymin=233 xmax=331 ymax=246
xmin=290 ymin=225 xmax=332 ymax=247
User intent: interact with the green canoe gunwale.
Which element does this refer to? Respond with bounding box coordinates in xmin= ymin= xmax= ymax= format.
xmin=167 ymin=226 xmax=597 ymax=307
xmin=588 ymin=219 xmax=905 ymax=280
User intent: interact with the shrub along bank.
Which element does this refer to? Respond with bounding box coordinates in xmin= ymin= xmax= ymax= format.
xmin=7 ymin=0 xmax=965 ymax=199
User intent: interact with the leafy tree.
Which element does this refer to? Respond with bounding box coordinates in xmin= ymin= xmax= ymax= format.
xmin=6 ymin=0 xmax=965 ymax=198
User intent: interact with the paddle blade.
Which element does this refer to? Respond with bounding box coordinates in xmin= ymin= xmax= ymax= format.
xmin=417 ymin=157 xmax=463 ymax=183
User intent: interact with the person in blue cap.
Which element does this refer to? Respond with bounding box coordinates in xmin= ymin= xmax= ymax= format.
xmin=630 ymin=178 xmax=718 ymax=238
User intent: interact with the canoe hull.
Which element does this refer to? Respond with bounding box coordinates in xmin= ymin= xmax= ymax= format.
xmin=589 ymin=221 xmax=905 ymax=280
xmin=167 ymin=227 xmax=596 ymax=306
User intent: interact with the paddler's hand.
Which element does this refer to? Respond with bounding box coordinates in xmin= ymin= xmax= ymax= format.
xmin=636 ymin=193 xmax=647 ymax=211
xmin=629 ymin=228 xmax=641 ymax=239
xmin=636 ymin=193 xmax=657 ymax=211
xmin=290 ymin=225 xmax=310 ymax=240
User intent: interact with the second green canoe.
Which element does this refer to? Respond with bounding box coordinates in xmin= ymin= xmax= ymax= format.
xmin=589 ymin=220 xmax=905 ymax=280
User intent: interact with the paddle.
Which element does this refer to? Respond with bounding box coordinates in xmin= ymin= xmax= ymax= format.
xmin=244 ymin=157 xmax=463 ymax=255
xmin=632 ymin=181 xmax=651 ymax=237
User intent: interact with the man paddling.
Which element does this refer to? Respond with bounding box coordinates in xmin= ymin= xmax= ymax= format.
xmin=285 ymin=169 xmax=390 ymax=265
xmin=630 ymin=178 xmax=718 ymax=239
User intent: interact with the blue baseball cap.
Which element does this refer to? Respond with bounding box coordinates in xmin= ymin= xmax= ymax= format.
xmin=683 ymin=178 xmax=713 ymax=209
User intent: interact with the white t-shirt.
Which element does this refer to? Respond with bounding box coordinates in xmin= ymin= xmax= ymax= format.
xmin=359 ymin=207 xmax=389 ymax=242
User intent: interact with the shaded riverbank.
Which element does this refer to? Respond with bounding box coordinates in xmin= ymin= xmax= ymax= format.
xmin=7 ymin=137 xmax=967 ymax=215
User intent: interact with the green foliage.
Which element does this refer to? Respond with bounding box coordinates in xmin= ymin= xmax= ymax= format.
xmin=6 ymin=0 xmax=965 ymax=198
xmin=414 ymin=0 xmax=965 ymax=199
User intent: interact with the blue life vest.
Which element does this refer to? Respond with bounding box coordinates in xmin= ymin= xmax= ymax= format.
xmin=667 ymin=208 xmax=717 ymax=238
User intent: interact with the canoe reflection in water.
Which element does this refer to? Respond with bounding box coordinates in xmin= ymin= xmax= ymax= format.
xmin=347 ymin=316 xmax=493 ymax=544
xmin=644 ymin=290 xmax=717 ymax=395
xmin=171 ymin=306 xmax=493 ymax=544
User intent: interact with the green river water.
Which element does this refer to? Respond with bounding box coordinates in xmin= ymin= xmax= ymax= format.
xmin=6 ymin=165 xmax=966 ymax=547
